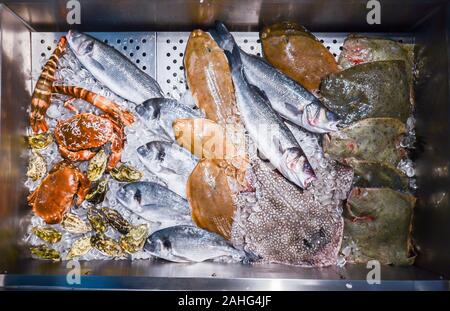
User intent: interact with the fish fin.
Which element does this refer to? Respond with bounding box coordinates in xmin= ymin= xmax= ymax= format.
xmin=249 ymin=83 xmax=270 ymax=102
xmin=88 ymin=58 xmax=106 ymax=72
xmin=210 ymin=21 xmax=236 ymax=52
xmin=242 ymin=250 xmax=261 ymax=264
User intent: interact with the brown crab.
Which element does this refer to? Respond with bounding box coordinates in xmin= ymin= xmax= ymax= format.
xmin=54 ymin=113 xmax=124 ymax=170
xmin=27 ymin=161 xmax=90 ymax=224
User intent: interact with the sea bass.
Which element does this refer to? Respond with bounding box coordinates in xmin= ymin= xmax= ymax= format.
xmin=67 ymin=30 xmax=163 ymax=104
xmin=210 ymin=21 xmax=339 ymax=133
xmin=224 ymin=44 xmax=316 ymax=189
xmin=144 ymin=225 xmax=252 ymax=263
xmin=137 ymin=140 xmax=199 ymax=198
xmin=116 ymin=181 xmax=193 ymax=228
xmin=184 ymin=29 xmax=239 ymax=124
xmin=135 ymin=98 xmax=201 ymax=140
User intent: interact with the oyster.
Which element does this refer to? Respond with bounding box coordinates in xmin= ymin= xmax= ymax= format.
xmin=342 ymin=187 xmax=416 ymax=265
xmin=85 ymin=178 xmax=108 ymax=204
xmin=260 ymin=22 xmax=338 ymax=91
xmin=346 ymin=158 xmax=409 ymax=191
xmin=90 ymin=234 xmax=123 ymax=257
xmin=61 ymin=213 xmax=91 ymax=234
xmin=30 ymin=245 xmax=60 ymax=261
xmin=119 ymin=224 xmax=149 ymax=254
xmin=320 ymin=60 xmax=411 ymax=126
xmin=27 ymin=151 xmax=47 ymax=181
xmin=87 ymin=207 xmax=108 ymax=234
xmin=28 ymin=133 xmax=53 ymax=150
xmin=101 ymin=207 xmax=132 ymax=235
xmin=31 ymin=226 xmax=62 ymax=244
xmin=110 ymin=164 xmax=143 ymax=182
xmin=66 ymin=236 xmax=92 ymax=260
xmin=323 ymin=118 xmax=407 ymax=166
xmin=87 ymin=149 xmax=108 ymax=181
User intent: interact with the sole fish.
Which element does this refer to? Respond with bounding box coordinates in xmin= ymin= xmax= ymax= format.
xmin=210 ymin=21 xmax=339 ymax=134
xmin=135 ymin=98 xmax=201 ymax=140
xmin=67 ymin=31 xmax=163 ymax=104
xmin=144 ymin=225 xmax=253 ymax=263
xmin=116 ymin=181 xmax=193 ymax=228
xmin=184 ymin=29 xmax=239 ymax=124
xmin=224 ymin=44 xmax=316 ymax=189
xmin=137 ymin=140 xmax=198 ymax=198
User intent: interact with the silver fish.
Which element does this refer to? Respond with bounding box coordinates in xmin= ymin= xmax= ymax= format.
xmin=224 ymin=44 xmax=316 ymax=189
xmin=144 ymin=225 xmax=252 ymax=263
xmin=67 ymin=31 xmax=163 ymax=104
xmin=210 ymin=22 xmax=339 ymax=134
xmin=137 ymin=140 xmax=198 ymax=198
xmin=135 ymin=98 xmax=201 ymax=140
xmin=116 ymin=181 xmax=193 ymax=228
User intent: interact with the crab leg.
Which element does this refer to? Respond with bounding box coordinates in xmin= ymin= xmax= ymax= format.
xmin=74 ymin=169 xmax=91 ymax=206
xmin=57 ymin=145 xmax=97 ymax=163
xmin=30 ymin=37 xmax=67 ymax=134
xmin=102 ymin=114 xmax=125 ymax=170
xmin=52 ymin=85 xmax=135 ymax=126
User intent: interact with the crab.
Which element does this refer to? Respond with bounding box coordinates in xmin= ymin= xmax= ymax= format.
xmin=27 ymin=161 xmax=91 ymax=224
xmin=54 ymin=113 xmax=124 ymax=170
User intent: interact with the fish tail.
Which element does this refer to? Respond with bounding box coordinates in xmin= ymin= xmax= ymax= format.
xmin=241 ymin=250 xmax=261 ymax=264
xmin=210 ymin=21 xmax=236 ymax=52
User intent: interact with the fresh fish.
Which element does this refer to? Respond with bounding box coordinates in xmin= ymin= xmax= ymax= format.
xmin=323 ymin=117 xmax=407 ymax=166
xmin=260 ymin=22 xmax=339 ymax=92
xmin=137 ymin=140 xmax=198 ymax=198
xmin=144 ymin=225 xmax=251 ymax=263
xmin=342 ymin=187 xmax=416 ymax=265
xmin=223 ymin=44 xmax=316 ymax=189
xmin=184 ymin=29 xmax=239 ymax=124
xmin=135 ymin=98 xmax=201 ymax=140
xmin=231 ymin=158 xmax=353 ymax=266
xmin=187 ymin=159 xmax=238 ymax=240
xmin=116 ymin=181 xmax=193 ymax=227
xmin=67 ymin=30 xmax=163 ymax=104
xmin=210 ymin=21 xmax=339 ymax=133
xmin=320 ymin=60 xmax=411 ymax=126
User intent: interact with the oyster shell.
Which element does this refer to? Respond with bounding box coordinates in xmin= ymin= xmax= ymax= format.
xmin=31 ymin=226 xmax=62 ymax=244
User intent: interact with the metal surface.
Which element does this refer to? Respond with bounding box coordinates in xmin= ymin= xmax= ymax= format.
xmin=0 ymin=0 xmax=449 ymax=290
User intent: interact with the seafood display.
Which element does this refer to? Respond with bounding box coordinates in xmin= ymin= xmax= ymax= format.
xmin=24 ymin=24 xmax=418 ymax=267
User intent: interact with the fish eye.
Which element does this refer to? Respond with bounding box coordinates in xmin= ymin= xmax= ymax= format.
xmin=133 ymin=188 xmax=142 ymax=204
xmin=326 ymin=111 xmax=337 ymax=121
xmin=162 ymin=238 xmax=171 ymax=249
xmin=82 ymin=41 xmax=94 ymax=54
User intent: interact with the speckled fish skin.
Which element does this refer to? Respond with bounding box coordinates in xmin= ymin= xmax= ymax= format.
xmin=231 ymin=158 xmax=353 ymax=266
xmin=210 ymin=21 xmax=339 ymax=134
xmin=135 ymin=98 xmax=201 ymax=140
xmin=144 ymin=225 xmax=248 ymax=263
xmin=224 ymin=44 xmax=316 ymax=189
xmin=67 ymin=30 xmax=163 ymax=104
xmin=184 ymin=29 xmax=239 ymax=124
xmin=323 ymin=118 xmax=406 ymax=166
xmin=320 ymin=60 xmax=411 ymax=126
xmin=345 ymin=158 xmax=409 ymax=192
xmin=342 ymin=187 xmax=415 ymax=265
xmin=116 ymin=181 xmax=193 ymax=228
xmin=260 ymin=22 xmax=339 ymax=92
xmin=338 ymin=34 xmax=414 ymax=72
xmin=137 ymin=140 xmax=199 ymax=198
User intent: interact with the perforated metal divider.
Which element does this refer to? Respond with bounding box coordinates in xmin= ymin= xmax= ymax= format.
xmin=32 ymin=31 xmax=413 ymax=99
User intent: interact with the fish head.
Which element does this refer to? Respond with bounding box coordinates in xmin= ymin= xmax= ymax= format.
xmin=279 ymin=148 xmax=316 ymax=189
xmin=145 ymin=234 xmax=173 ymax=258
xmin=67 ymin=30 xmax=105 ymax=72
xmin=302 ymin=103 xmax=340 ymax=133
xmin=135 ymin=99 xmax=161 ymax=122
xmin=137 ymin=141 xmax=168 ymax=165
xmin=116 ymin=182 xmax=144 ymax=211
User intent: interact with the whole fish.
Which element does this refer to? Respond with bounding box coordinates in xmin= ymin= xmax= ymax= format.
xmin=137 ymin=141 xmax=199 ymax=198
xmin=342 ymin=187 xmax=416 ymax=265
xmin=135 ymin=98 xmax=201 ymax=140
xmin=223 ymin=44 xmax=316 ymax=189
xmin=144 ymin=225 xmax=252 ymax=263
xmin=184 ymin=29 xmax=239 ymax=124
xmin=260 ymin=22 xmax=339 ymax=92
xmin=210 ymin=22 xmax=339 ymax=133
xmin=67 ymin=30 xmax=163 ymax=104
xmin=116 ymin=181 xmax=193 ymax=227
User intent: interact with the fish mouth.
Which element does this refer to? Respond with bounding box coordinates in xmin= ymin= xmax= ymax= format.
xmin=279 ymin=148 xmax=316 ymax=189
xmin=302 ymin=104 xmax=340 ymax=133
xmin=67 ymin=30 xmax=93 ymax=56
